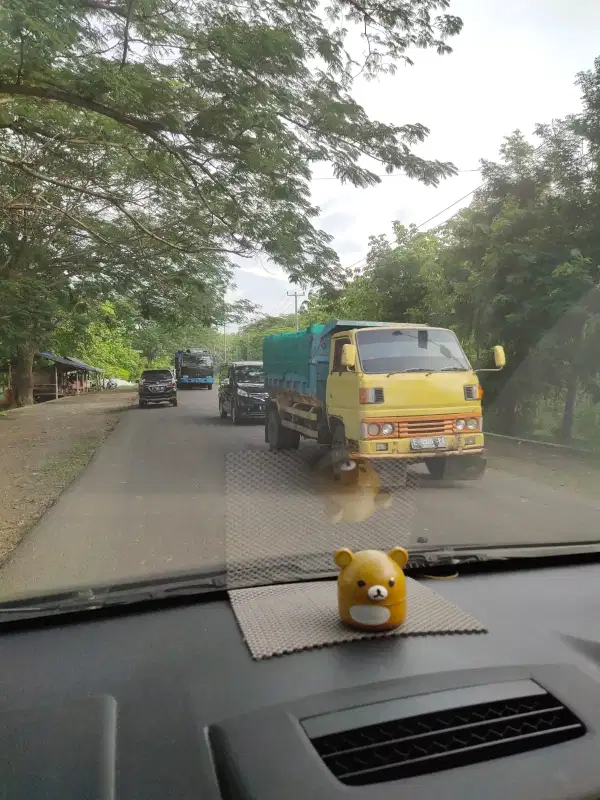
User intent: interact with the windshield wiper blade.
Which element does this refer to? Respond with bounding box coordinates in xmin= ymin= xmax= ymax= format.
xmin=387 ymin=368 xmax=432 ymax=376
xmin=439 ymin=366 xmax=469 ymax=372
xmin=0 ymin=570 xmax=228 ymax=622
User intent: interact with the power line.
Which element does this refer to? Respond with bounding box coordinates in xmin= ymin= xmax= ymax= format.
xmin=312 ymin=168 xmax=481 ymax=181
xmin=414 ymin=185 xmax=484 ymax=231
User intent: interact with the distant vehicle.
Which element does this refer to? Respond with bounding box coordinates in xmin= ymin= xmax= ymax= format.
xmin=174 ymin=349 xmax=214 ymax=390
xmin=106 ymin=379 xmax=117 ymax=390
xmin=138 ymin=369 xmax=178 ymax=408
xmin=218 ymin=361 xmax=267 ymax=425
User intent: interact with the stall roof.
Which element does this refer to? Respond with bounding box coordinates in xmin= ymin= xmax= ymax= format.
xmin=37 ymin=353 xmax=103 ymax=373
xmin=38 ymin=352 xmax=78 ymax=368
xmin=64 ymin=357 xmax=104 ymax=373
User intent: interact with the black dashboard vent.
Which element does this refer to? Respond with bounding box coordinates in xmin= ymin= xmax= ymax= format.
xmin=311 ymin=691 xmax=586 ymax=786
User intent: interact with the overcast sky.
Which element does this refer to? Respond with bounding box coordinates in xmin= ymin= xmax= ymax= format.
xmin=227 ymin=0 xmax=600 ymax=322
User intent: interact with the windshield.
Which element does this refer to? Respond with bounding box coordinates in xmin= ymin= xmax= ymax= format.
xmin=141 ymin=371 xmax=173 ymax=381
xmin=182 ymin=354 xmax=212 ymax=366
xmin=2 ymin=1 xmax=600 ymax=618
xmin=235 ymin=366 xmax=264 ymax=383
xmin=356 ymin=329 xmax=470 ymax=374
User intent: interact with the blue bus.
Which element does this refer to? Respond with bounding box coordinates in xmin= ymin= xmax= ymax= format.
xmin=174 ymin=349 xmax=215 ymax=389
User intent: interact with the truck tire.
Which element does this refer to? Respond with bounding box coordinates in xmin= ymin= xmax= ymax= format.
xmin=207 ymin=383 xmax=213 ymax=390
xmin=330 ymin=421 xmax=351 ymax=475
xmin=425 ymin=458 xmax=446 ymax=480
xmin=267 ymin=405 xmax=299 ymax=451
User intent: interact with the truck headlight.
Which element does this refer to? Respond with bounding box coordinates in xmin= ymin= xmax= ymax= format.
xmin=466 ymin=418 xmax=479 ymax=431
xmin=237 ymin=389 xmax=249 ymax=397
xmin=367 ymin=423 xmax=380 ymax=436
xmin=381 ymin=423 xmax=394 ymax=436
xmin=455 ymin=419 xmax=466 ymax=431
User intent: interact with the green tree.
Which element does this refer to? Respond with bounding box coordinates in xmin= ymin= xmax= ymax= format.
xmin=0 ymin=0 xmax=462 ymax=276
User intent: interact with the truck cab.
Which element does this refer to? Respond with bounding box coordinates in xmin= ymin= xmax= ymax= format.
xmin=325 ymin=324 xmax=504 ymax=479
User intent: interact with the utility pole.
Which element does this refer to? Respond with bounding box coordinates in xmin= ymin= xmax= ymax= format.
xmin=287 ymin=290 xmax=305 ymax=331
xmin=223 ymin=293 xmax=227 ymax=363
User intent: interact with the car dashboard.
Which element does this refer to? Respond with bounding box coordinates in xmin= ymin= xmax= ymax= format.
xmin=3 ymin=560 xmax=600 ymax=800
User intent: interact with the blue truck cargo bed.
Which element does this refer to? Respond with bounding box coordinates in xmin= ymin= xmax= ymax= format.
xmin=263 ymin=320 xmax=388 ymax=405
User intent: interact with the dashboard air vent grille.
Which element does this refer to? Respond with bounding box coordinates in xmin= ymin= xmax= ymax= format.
xmin=311 ymin=691 xmax=585 ymax=786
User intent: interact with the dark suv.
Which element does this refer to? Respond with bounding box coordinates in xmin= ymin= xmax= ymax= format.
xmin=138 ymin=369 xmax=178 ymax=408
xmin=218 ymin=361 xmax=266 ymax=424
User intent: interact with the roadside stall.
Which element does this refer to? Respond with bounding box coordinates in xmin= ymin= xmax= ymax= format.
xmin=34 ymin=353 xmax=104 ymax=402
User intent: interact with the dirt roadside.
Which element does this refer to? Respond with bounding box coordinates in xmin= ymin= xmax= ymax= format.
xmin=0 ymin=390 xmax=136 ymax=567
xmin=486 ymin=435 xmax=600 ymax=498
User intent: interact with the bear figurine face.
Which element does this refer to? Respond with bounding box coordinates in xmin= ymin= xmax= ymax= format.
xmin=334 ymin=547 xmax=409 ymax=631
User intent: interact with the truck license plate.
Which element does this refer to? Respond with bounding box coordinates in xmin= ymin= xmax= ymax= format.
xmin=410 ymin=436 xmax=447 ymax=451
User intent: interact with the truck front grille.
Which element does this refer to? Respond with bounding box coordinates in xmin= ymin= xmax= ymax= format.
xmin=400 ymin=418 xmax=455 ymax=437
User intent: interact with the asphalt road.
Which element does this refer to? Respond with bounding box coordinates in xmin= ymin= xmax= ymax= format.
xmin=1 ymin=389 xmax=600 ymax=600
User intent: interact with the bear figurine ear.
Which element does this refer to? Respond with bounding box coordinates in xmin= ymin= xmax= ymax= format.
xmin=334 ymin=548 xmax=354 ymax=568
xmin=388 ymin=546 xmax=409 ymax=567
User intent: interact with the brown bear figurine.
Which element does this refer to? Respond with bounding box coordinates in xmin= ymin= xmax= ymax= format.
xmin=334 ymin=547 xmax=409 ymax=631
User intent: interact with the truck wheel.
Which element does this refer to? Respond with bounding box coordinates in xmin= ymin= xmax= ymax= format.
xmin=138 ymin=400 xmax=146 ymax=408
xmin=207 ymin=384 xmax=213 ymax=391
xmin=267 ymin=405 xmax=299 ymax=450
xmin=330 ymin=422 xmax=351 ymax=474
xmin=425 ymin=458 xmax=446 ymax=480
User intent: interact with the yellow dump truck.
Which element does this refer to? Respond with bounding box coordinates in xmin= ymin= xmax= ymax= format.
xmin=263 ymin=320 xmax=505 ymax=480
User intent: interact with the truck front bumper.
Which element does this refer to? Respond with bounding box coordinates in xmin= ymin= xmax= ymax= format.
xmin=351 ymin=432 xmax=485 ymax=460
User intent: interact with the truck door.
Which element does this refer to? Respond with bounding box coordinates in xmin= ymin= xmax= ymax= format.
xmin=326 ymin=335 xmax=360 ymax=441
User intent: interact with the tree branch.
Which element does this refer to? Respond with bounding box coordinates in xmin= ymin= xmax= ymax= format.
xmin=120 ymin=0 xmax=135 ymax=69
xmin=80 ymin=0 xmax=127 ymax=17
xmin=0 ymin=83 xmax=169 ymax=136
xmin=36 ymin=196 xmax=114 ymax=245
xmin=0 ymin=153 xmax=123 ymax=203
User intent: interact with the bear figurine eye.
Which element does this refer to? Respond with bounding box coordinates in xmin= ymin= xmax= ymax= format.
xmin=388 ymin=578 xmax=395 ymax=587
xmin=357 ymin=580 xmax=366 ymax=588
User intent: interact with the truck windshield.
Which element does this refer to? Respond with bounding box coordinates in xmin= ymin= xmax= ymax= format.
xmin=235 ymin=366 xmax=264 ymax=383
xmin=356 ymin=328 xmax=470 ymax=374
xmin=183 ymin=354 xmax=212 ymax=366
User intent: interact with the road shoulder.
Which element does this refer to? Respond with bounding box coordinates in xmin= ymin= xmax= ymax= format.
xmin=0 ymin=390 xmax=136 ymax=567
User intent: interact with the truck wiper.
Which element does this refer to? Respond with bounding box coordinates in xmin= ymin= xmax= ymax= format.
xmin=387 ymin=368 xmax=432 ymax=376
xmin=439 ymin=367 xmax=470 ymax=372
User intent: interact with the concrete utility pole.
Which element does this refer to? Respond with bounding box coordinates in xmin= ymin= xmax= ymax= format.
xmin=287 ymin=291 xmax=305 ymax=331
xmin=223 ymin=293 xmax=227 ymax=362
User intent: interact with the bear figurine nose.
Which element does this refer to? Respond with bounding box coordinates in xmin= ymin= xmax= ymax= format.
xmin=368 ymin=585 xmax=388 ymax=602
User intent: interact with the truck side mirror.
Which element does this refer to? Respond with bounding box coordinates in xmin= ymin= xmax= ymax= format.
xmin=493 ymin=345 xmax=506 ymax=369
xmin=341 ymin=344 xmax=356 ymax=369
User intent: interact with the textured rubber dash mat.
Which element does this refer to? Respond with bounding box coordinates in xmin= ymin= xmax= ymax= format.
xmin=229 ymin=578 xmax=487 ymax=660
xmin=225 ymin=450 xmax=416 ymax=590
